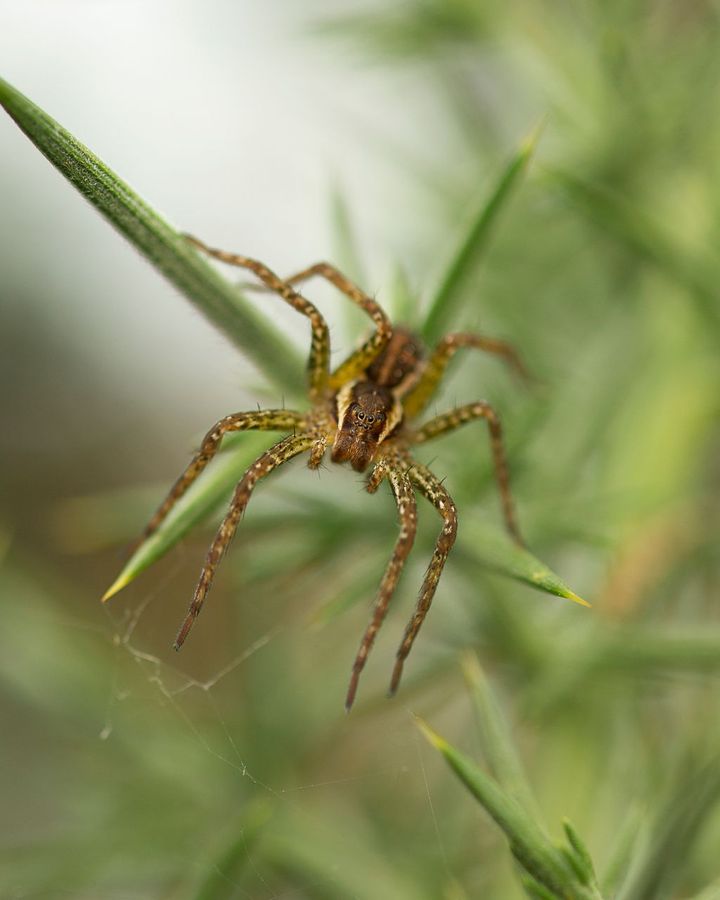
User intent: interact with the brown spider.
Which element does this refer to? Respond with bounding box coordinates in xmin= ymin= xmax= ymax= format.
xmin=112 ymin=234 xmax=528 ymax=710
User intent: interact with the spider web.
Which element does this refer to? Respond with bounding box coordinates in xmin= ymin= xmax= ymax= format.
xmin=94 ymin=543 xmax=456 ymax=900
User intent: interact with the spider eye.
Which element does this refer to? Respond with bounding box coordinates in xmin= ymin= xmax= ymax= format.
xmin=357 ymin=411 xmax=365 ymax=420
xmin=366 ymin=414 xmax=375 ymax=424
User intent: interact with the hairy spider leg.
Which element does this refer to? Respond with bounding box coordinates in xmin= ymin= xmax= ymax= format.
xmin=183 ymin=235 xmax=331 ymax=400
xmin=308 ymin=435 xmax=329 ymax=469
xmin=174 ymin=432 xmax=314 ymax=649
xmin=248 ymin=258 xmax=396 ymax=398
xmin=255 ymin=260 xmax=395 ymax=389
xmin=279 ymin=264 xmax=392 ymax=390
xmin=345 ymin=460 xmax=417 ymax=711
xmin=226 ymin=253 xmax=394 ymax=393
xmin=283 ymin=263 xmax=393 ymax=375
xmin=412 ymin=401 xmax=524 ymax=547
xmin=403 ymin=332 xmax=531 ymax=419
xmin=389 ymin=463 xmax=458 ymax=696
xmin=118 ymin=410 xmax=304 ymax=562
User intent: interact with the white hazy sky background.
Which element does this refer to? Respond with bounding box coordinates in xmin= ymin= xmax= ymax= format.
xmin=1 ymin=0 xmax=462 ymax=442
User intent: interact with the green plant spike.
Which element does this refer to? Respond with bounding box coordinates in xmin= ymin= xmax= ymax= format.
xmin=416 ymin=717 xmax=605 ymax=900
xmin=101 ymin=433 xmax=272 ymax=601
xmin=421 ymin=121 xmax=543 ymax=344
xmin=600 ymin=809 xmax=645 ymax=899
xmin=461 ymin=652 xmax=542 ymax=821
xmin=460 ymin=519 xmax=590 ymax=608
xmin=519 ymin=873 xmax=562 ymax=900
xmin=615 ymin=759 xmax=720 ymax=900
xmin=0 ymin=77 xmax=301 ymax=394
xmin=329 ymin=180 xmax=366 ymax=285
xmin=563 ymin=819 xmax=596 ymax=885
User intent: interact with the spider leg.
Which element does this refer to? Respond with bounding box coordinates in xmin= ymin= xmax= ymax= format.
xmin=345 ymin=460 xmax=417 ymax=711
xmin=308 ymin=435 xmax=328 ymax=469
xmin=174 ymin=432 xmax=313 ymax=649
xmin=183 ymin=235 xmax=331 ymax=400
xmin=389 ymin=462 xmax=457 ymax=696
xmin=237 ymin=263 xmax=391 ymax=373
xmin=412 ymin=402 xmax=524 ymax=547
xmin=277 ymin=262 xmax=393 ymax=390
xmin=128 ymin=409 xmax=304 ymax=554
xmin=403 ymin=332 xmax=530 ymax=419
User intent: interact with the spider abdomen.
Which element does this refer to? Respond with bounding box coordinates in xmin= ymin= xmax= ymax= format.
xmin=366 ymin=327 xmax=424 ymax=389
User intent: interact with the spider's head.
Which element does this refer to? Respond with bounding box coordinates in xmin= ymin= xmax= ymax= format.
xmin=332 ymin=381 xmax=400 ymax=472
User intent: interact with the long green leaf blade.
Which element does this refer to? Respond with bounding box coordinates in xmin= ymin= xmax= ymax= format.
xmin=0 ymin=77 xmax=302 ymax=392
xmin=421 ymin=123 xmax=542 ymax=344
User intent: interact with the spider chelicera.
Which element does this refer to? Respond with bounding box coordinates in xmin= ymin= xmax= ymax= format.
xmin=106 ymin=234 xmax=528 ymax=710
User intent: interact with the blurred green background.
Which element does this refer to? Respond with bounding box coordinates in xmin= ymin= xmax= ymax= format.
xmin=2 ymin=1 xmax=720 ymax=898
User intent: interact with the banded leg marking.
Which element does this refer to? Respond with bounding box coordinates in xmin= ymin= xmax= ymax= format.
xmin=412 ymin=401 xmax=523 ymax=546
xmin=389 ymin=463 xmax=458 ymax=696
xmin=308 ymin=435 xmax=328 ymax=469
xmin=239 ymin=261 xmax=391 ymax=370
xmin=403 ymin=332 xmax=530 ymax=418
xmin=345 ymin=464 xmax=417 ymax=711
xmin=133 ymin=409 xmax=304 ymax=552
xmin=184 ymin=235 xmax=331 ymax=399
xmin=174 ymin=433 xmax=314 ymax=649
xmin=268 ymin=261 xmax=393 ymax=390
xmin=281 ymin=263 xmax=393 ymax=389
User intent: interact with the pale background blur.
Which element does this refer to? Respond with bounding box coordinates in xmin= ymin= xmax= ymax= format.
xmin=2 ymin=0 xmax=466 ymax=433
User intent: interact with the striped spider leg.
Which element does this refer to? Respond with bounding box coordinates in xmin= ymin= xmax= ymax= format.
xmin=174 ymin=431 xmax=314 ymax=648
xmin=184 ymin=235 xmax=394 ymax=395
xmin=379 ymin=398 xmax=525 ymax=699
xmin=403 ymin=331 xmax=532 ymax=419
xmin=389 ymin=461 xmax=458 ymax=697
xmin=183 ymin=234 xmax=332 ymax=399
xmin=411 ymin=401 xmax=524 ymax=548
xmin=345 ymin=451 xmax=417 ymax=711
xmin=347 ymin=395 xmax=522 ymax=704
xmin=130 ymin=409 xmax=305 ymax=553
xmin=271 ymin=260 xmax=394 ymax=388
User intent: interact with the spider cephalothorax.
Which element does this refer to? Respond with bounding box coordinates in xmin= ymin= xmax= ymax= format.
xmin=105 ymin=235 xmax=529 ymax=710
xmin=332 ymin=381 xmax=400 ymax=471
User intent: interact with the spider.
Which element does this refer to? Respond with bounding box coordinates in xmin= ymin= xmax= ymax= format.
xmin=110 ymin=234 xmax=528 ymax=711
